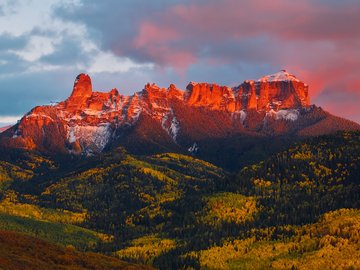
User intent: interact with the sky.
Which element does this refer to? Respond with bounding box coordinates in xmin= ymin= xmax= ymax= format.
xmin=0 ymin=0 xmax=359 ymax=126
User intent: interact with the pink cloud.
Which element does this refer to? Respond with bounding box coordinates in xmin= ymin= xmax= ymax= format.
xmin=314 ymin=88 xmax=360 ymax=123
xmin=133 ymin=22 xmax=196 ymax=69
xmin=134 ymin=23 xmax=178 ymax=48
xmin=131 ymin=0 xmax=360 ymax=102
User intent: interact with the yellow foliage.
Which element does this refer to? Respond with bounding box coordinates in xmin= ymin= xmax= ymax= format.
xmin=115 ymin=235 xmax=176 ymax=264
xmin=252 ymin=178 xmax=272 ymax=188
xmin=199 ymin=193 xmax=258 ymax=226
xmin=0 ymin=198 xmax=87 ymax=225
xmin=140 ymin=167 xmax=175 ymax=184
xmin=292 ymin=150 xmax=313 ymax=160
xmin=196 ymin=238 xmax=255 ymax=269
xmin=0 ymin=161 xmax=33 ymax=182
xmin=154 ymin=153 xmax=219 ymax=170
xmin=192 ymin=208 xmax=360 ymax=270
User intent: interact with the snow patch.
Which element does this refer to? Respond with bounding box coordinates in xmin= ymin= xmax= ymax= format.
xmin=12 ymin=128 xmax=20 ymax=138
xmin=68 ymin=128 xmax=76 ymax=143
xmin=232 ymin=110 xmax=247 ymax=125
xmin=169 ymin=116 xmax=180 ymax=140
xmin=239 ymin=110 xmax=247 ymax=124
xmin=188 ymin=143 xmax=199 ymax=154
xmin=267 ymin=109 xmax=299 ymax=121
xmin=67 ymin=123 xmax=112 ymax=153
xmin=275 ymin=109 xmax=299 ymax=121
xmin=161 ymin=114 xmax=168 ymax=129
xmin=161 ymin=109 xmax=180 ymax=142
xmin=258 ymin=70 xmax=300 ymax=83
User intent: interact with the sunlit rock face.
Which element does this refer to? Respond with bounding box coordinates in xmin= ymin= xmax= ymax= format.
xmin=186 ymin=82 xmax=236 ymax=112
xmin=1 ymin=70 xmax=358 ymax=155
xmin=235 ymin=70 xmax=310 ymax=111
xmin=65 ymin=73 xmax=93 ymax=110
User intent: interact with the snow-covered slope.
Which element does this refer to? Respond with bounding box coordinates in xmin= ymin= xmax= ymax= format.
xmin=258 ymin=70 xmax=301 ymax=82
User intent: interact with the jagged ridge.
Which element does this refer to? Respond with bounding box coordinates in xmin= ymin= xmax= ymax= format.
xmin=0 ymin=70 xmax=358 ymax=157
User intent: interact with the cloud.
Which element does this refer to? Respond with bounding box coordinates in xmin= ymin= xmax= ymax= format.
xmin=40 ymin=37 xmax=88 ymax=66
xmin=0 ymin=33 xmax=28 ymax=50
xmin=10 ymin=35 xmax=59 ymax=61
xmin=54 ymin=1 xmax=360 ymax=88
xmin=314 ymin=89 xmax=360 ymax=123
xmin=0 ymin=116 xmax=21 ymax=123
xmin=0 ymin=115 xmax=21 ymax=127
xmin=87 ymin=51 xmax=154 ymax=74
xmin=127 ymin=0 xmax=360 ymax=93
xmin=0 ymin=0 xmax=359 ymax=123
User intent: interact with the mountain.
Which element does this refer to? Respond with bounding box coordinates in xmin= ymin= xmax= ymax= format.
xmin=1 ymin=70 xmax=359 ymax=169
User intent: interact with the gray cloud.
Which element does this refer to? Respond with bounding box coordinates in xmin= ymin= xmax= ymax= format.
xmin=40 ymin=38 xmax=90 ymax=66
xmin=0 ymin=53 xmax=28 ymax=75
xmin=53 ymin=0 xmax=194 ymax=63
xmin=54 ymin=0 xmax=360 ymax=62
xmin=0 ymin=0 xmax=18 ymax=16
xmin=0 ymin=33 xmax=28 ymax=51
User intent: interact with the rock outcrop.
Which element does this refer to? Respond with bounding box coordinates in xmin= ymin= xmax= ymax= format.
xmin=186 ymin=82 xmax=236 ymax=112
xmin=1 ymin=70 xmax=358 ymax=155
xmin=234 ymin=70 xmax=310 ymax=111
xmin=65 ymin=73 xmax=93 ymax=110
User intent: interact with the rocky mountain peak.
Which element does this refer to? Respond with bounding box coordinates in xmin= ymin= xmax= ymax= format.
xmin=66 ymin=73 xmax=93 ymax=110
xmin=167 ymin=84 xmax=184 ymax=99
xmin=2 ymin=70 xmax=358 ymax=156
xmin=235 ymin=70 xmax=310 ymax=111
xmin=258 ymin=70 xmax=300 ymax=83
xmin=71 ymin=73 xmax=92 ymax=98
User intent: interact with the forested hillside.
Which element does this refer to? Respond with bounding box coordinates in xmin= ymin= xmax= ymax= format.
xmin=0 ymin=131 xmax=359 ymax=269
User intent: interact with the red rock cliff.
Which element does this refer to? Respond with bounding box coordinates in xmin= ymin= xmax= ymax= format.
xmin=234 ymin=70 xmax=310 ymax=111
xmin=0 ymin=70 xmax=326 ymax=155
